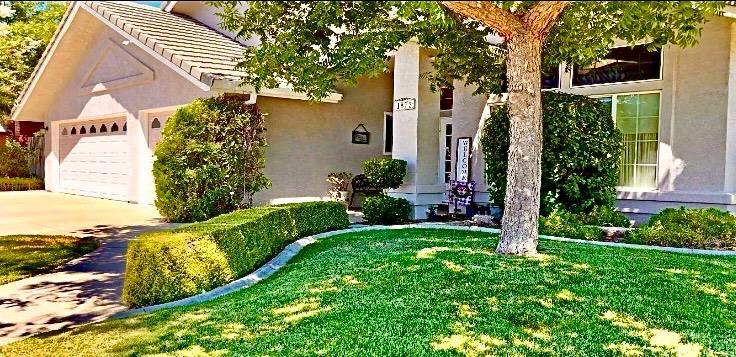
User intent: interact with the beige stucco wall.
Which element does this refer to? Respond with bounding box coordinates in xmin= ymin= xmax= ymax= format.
xmin=254 ymin=75 xmax=393 ymax=205
xmin=448 ymin=16 xmax=736 ymax=217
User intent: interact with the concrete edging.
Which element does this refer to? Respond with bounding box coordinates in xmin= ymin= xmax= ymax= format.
xmin=113 ymin=223 xmax=736 ymax=319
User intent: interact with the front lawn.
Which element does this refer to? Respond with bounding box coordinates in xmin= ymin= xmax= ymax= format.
xmin=4 ymin=228 xmax=735 ymax=356
xmin=0 ymin=235 xmax=98 ymax=285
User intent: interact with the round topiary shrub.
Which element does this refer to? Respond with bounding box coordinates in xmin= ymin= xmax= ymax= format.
xmin=625 ymin=207 xmax=736 ymax=249
xmin=153 ymin=94 xmax=270 ymax=222
xmin=362 ymin=158 xmax=407 ymax=191
xmin=482 ymin=91 xmax=623 ymax=215
xmin=363 ymin=195 xmax=412 ymax=225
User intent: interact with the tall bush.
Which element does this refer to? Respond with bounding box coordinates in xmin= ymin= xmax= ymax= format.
xmin=0 ymin=140 xmax=30 ymax=178
xmin=482 ymin=92 xmax=622 ymax=215
xmin=153 ymin=94 xmax=270 ymax=222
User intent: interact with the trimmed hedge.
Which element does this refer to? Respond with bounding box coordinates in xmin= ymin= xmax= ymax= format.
xmin=123 ymin=201 xmax=349 ymax=307
xmin=625 ymin=207 xmax=736 ymax=249
xmin=363 ymin=194 xmax=411 ymax=225
xmin=0 ymin=177 xmax=43 ymax=191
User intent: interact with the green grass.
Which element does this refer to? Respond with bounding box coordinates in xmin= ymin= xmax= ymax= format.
xmin=4 ymin=228 xmax=736 ymax=356
xmin=0 ymin=235 xmax=98 ymax=285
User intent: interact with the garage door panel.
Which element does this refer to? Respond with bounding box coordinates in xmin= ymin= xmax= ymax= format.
xmin=59 ymin=119 xmax=129 ymax=200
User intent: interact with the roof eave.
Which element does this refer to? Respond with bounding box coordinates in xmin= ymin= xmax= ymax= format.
xmin=211 ymin=79 xmax=344 ymax=103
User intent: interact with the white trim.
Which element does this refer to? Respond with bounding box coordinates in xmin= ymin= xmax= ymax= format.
xmin=570 ymin=43 xmax=664 ymax=89
xmin=438 ymin=117 xmax=452 ymax=184
xmin=54 ymin=112 xmax=128 ymax=125
xmin=383 ymin=112 xmax=393 ymax=155
xmin=211 ymin=79 xmax=343 ymax=103
xmin=10 ymin=3 xmax=81 ymax=122
xmin=162 ymin=1 xmax=177 ymax=12
xmin=541 ymin=63 xmax=563 ymax=91
xmin=80 ymin=3 xmax=211 ymax=92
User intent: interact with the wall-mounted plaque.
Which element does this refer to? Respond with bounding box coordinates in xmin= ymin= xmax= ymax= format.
xmin=393 ymin=97 xmax=416 ymax=111
xmin=352 ymin=124 xmax=370 ymax=144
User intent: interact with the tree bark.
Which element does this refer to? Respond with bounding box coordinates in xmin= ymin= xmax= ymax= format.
xmin=496 ymin=32 xmax=543 ymax=255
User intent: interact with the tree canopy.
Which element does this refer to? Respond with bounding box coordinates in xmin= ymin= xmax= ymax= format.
xmin=0 ymin=1 xmax=67 ymax=119
xmin=212 ymin=1 xmax=722 ymax=98
xmin=212 ymin=0 xmax=723 ymax=255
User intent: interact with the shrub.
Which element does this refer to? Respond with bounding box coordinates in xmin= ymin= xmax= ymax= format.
xmin=0 ymin=177 xmax=43 ymax=191
xmin=539 ymin=209 xmax=601 ymax=241
xmin=482 ymin=92 xmax=623 ymax=215
xmin=123 ymin=201 xmax=349 ymax=307
xmin=625 ymin=207 xmax=736 ymax=249
xmin=363 ymin=195 xmax=411 ymax=225
xmin=0 ymin=141 xmax=30 ymax=178
xmin=362 ymin=158 xmax=407 ymax=190
xmin=153 ymin=94 xmax=270 ymax=222
xmin=578 ymin=206 xmax=631 ymax=228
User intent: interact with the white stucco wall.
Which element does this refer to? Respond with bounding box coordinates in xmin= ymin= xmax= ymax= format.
xmin=33 ymin=7 xmax=392 ymax=208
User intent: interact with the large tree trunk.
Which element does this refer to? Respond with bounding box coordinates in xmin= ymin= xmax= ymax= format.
xmin=496 ymin=33 xmax=544 ymax=255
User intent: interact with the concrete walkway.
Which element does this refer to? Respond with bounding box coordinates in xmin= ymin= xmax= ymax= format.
xmin=0 ymin=191 xmax=175 ymax=345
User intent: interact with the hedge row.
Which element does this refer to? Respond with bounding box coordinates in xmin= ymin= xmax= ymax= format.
xmin=0 ymin=177 xmax=43 ymax=191
xmin=122 ymin=201 xmax=349 ymax=307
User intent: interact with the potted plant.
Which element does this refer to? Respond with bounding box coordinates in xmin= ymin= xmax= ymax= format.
xmin=327 ymin=172 xmax=353 ymax=202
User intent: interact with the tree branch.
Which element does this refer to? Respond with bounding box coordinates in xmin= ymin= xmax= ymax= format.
xmin=440 ymin=1 xmax=525 ymax=38
xmin=522 ymin=1 xmax=569 ymax=38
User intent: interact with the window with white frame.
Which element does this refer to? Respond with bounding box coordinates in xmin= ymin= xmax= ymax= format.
xmin=383 ymin=112 xmax=393 ymax=154
xmin=598 ymin=92 xmax=660 ymax=188
xmin=573 ymin=44 xmax=662 ymax=87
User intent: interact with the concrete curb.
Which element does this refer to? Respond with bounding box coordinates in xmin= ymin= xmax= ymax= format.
xmin=113 ymin=223 xmax=736 ymax=319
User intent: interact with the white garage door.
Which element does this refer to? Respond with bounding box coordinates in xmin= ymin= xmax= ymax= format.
xmin=59 ymin=118 xmax=129 ymax=200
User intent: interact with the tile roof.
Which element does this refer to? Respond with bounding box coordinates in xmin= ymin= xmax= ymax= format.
xmin=84 ymin=1 xmax=246 ymax=85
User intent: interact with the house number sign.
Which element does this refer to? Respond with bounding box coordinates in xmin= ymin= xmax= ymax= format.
xmin=455 ymin=137 xmax=472 ymax=182
xmin=393 ymin=97 xmax=416 ymax=111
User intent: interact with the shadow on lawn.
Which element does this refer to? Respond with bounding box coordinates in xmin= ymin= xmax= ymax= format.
xmin=6 ymin=229 xmax=736 ymax=356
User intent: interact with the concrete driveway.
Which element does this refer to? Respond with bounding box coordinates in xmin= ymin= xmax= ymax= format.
xmin=0 ymin=191 xmax=177 ymax=345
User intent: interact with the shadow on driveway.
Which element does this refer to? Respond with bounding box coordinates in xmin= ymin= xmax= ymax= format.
xmin=0 ymin=222 xmax=179 ymax=345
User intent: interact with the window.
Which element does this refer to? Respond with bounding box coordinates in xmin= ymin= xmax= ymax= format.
xmin=70 ymin=127 xmax=77 ymax=135
xmin=111 ymin=123 xmax=119 ymax=132
xmin=61 ymin=128 xmax=68 ymax=135
xmin=598 ymin=92 xmax=660 ymax=188
xmin=440 ymin=87 xmax=453 ymax=111
xmin=100 ymin=124 xmax=107 ymax=133
xmin=573 ymin=44 xmax=662 ymax=87
xmin=89 ymin=125 xmax=96 ymax=133
xmin=123 ymin=123 xmax=127 ymax=131
xmin=498 ymin=62 xmax=561 ymax=92
xmin=541 ymin=63 xmax=560 ymax=89
xmin=151 ymin=118 xmax=161 ymax=129
xmin=79 ymin=126 xmax=86 ymax=134
xmin=383 ymin=112 xmax=393 ymax=154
